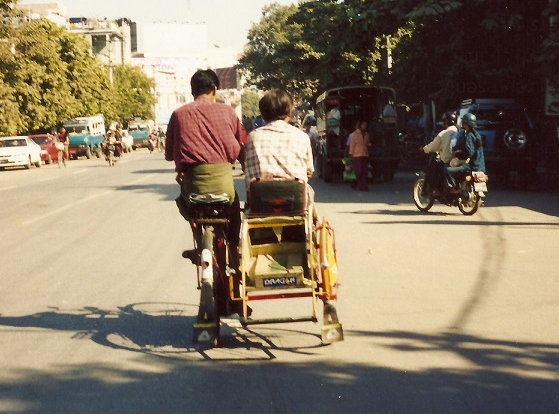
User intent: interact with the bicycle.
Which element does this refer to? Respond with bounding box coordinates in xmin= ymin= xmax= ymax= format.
xmin=186 ymin=181 xmax=344 ymax=348
xmin=187 ymin=193 xmax=236 ymax=347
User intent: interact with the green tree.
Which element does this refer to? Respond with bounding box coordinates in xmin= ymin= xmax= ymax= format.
xmin=240 ymin=3 xmax=299 ymax=92
xmin=241 ymin=88 xmax=260 ymax=118
xmin=0 ymin=0 xmax=21 ymax=135
xmin=242 ymin=0 xmax=559 ymax=114
xmin=59 ymin=29 xmax=116 ymax=122
xmin=1 ymin=19 xmax=117 ymax=133
xmin=7 ymin=20 xmax=76 ymax=131
xmin=344 ymin=0 xmax=555 ymax=111
xmin=113 ymin=65 xmax=155 ymax=122
xmin=240 ymin=1 xmax=388 ymax=102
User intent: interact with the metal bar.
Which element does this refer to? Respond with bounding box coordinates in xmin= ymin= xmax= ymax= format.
xmin=247 ymin=291 xmax=313 ymax=301
xmin=241 ymin=316 xmax=317 ymax=326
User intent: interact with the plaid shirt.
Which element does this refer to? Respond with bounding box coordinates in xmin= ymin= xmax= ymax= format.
xmin=245 ymin=120 xmax=314 ymax=183
xmin=165 ymin=96 xmax=243 ymax=172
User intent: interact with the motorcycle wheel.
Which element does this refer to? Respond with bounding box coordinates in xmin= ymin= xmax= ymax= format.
xmin=413 ymin=177 xmax=434 ymax=212
xmin=458 ymin=192 xmax=482 ymax=215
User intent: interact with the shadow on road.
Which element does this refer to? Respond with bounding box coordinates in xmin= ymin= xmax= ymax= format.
xmin=310 ymin=171 xmax=559 ymax=218
xmin=0 ymin=304 xmax=558 ymax=413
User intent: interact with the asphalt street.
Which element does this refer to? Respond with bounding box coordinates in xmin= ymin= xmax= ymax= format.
xmin=0 ymin=151 xmax=558 ymax=413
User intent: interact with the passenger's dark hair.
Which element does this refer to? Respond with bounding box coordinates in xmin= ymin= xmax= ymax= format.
xmin=259 ymin=89 xmax=293 ymax=123
xmin=190 ymin=69 xmax=220 ymax=97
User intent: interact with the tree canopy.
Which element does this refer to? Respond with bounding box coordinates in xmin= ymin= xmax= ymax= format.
xmin=0 ymin=5 xmax=155 ymax=135
xmin=240 ymin=0 xmax=559 ymax=114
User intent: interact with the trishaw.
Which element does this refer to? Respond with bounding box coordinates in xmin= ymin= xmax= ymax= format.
xmin=186 ymin=179 xmax=343 ymax=347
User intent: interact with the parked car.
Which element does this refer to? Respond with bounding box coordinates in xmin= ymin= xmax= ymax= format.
xmin=129 ymin=120 xmax=155 ymax=149
xmin=29 ymin=134 xmax=58 ymax=165
xmin=0 ymin=136 xmax=42 ymax=170
xmin=457 ymin=98 xmax=537 ymax=186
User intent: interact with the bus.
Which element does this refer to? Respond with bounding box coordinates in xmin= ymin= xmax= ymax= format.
xmin=64 ymin=115 xmax=106 ymax=159
xmin=314 ymin=85 xmax=399 ymax=182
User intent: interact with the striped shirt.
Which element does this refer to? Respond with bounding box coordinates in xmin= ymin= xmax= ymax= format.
xmin=244 ymin=120 xmax=314 ymax=183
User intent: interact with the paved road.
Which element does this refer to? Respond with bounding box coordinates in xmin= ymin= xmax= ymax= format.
xmin=1 ymin=153 xmax=558 ymax=413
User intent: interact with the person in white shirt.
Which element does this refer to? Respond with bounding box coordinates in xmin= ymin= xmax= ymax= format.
xmin=421 ymin=112 xmax=458 ymax=193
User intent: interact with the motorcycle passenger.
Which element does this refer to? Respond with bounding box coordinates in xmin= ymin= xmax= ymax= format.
xmin=421 ymin=111 xmax=458 ymax=195
xmin=444 ymin=113 xmax=486 ymax=190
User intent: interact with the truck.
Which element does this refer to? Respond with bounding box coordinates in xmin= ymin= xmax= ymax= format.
xmin=128 ymin=119 xmax=155 ymax=149
xmin=314 ymin=85 xmax=400 ymax=182
xmin=63 ymin=115 xmax=106 ymax=159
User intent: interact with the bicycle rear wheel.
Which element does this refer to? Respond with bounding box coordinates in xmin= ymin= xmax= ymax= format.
xmin=193 ymin=227 xmax=220 ymax=347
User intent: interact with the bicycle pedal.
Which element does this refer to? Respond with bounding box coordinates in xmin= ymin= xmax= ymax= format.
xmin=182 ymin=249 xmax=200 ymax=265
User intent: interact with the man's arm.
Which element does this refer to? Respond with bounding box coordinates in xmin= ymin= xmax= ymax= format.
xmin=423 ymin=135 xmax=441 ymax=154
xmin=165 ymin=114 xmax=175 ymax=162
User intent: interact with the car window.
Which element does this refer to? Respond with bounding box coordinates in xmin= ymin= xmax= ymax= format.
xmin=2 ymin=139 xmax=26 ymax=147
xmin=32 ymin=137 xmax=48 ymax=145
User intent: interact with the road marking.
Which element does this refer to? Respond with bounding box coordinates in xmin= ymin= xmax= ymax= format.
xmin=72 ymin=169 xmax=90 ymax=175
xmin=22 ymin=173 xmax=157 ymax=226
xmin=38 ymin=177 xmax=57 ymax=182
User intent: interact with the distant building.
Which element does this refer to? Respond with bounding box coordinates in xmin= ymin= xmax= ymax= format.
xmin=14 ymin=2 xmax=68 ymax=27
xmin=14 ymin=2 xmax=132 ymax=71
xmin=142 ymin=22 xmax=208 ymax=61
xmin=14 ymin=3 xmax=242 ymax=123
xmin=69 ymin=18 xmax=133 ymax=69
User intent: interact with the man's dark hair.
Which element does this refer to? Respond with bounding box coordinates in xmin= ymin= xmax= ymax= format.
xmin=190 ymin=69 xmax=220 ymax=97
xmin=259 ymin=89 xmax=293 ymax=123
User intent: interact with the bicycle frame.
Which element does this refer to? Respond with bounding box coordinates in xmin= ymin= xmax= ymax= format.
xmin=188 ymin=194 xmax=232 ymax=347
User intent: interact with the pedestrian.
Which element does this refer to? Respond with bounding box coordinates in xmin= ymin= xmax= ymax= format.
xmin=57 ymin=127 xmax=69 ymax=162
xmin=349 ymin=120 xmax=371 ymax=191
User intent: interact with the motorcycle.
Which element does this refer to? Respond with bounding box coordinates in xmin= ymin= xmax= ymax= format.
xmin=413 ymin=153 xmax=488 ymax=215
xmin=104 ymin=141 xmax=121 ymax=166
xmin=148 ymin=134 xmax=157 ymax=153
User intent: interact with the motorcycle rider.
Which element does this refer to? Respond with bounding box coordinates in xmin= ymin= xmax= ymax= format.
xmin=104 ymin=130 xmax=121 ymax=160
xmin=421 ymin=111 xmax=458 ymax=195
xmin=444 ymin=112 xmax=486 ymax=190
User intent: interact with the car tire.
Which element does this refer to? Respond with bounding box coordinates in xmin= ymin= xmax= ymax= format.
xmin=46 ymin=155 xmax=52 ymax=165
xmin=85 ymin=146 xmax=92 ymax=159
xmin=34 ymin=159 xmax=41 ymax=168
xmin=24 ymin=156 xmax=31 ymax=169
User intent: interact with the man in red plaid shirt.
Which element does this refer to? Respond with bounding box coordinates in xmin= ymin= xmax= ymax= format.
xmin=166 ymin=69 xmax=245 ymax=282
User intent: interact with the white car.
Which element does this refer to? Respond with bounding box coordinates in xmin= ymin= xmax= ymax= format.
xmin=0 ymin=136 xmax=42 ymax=170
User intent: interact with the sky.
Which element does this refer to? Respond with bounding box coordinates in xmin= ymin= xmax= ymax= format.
xmin=18 ymin=0 xmax=297 ymax=53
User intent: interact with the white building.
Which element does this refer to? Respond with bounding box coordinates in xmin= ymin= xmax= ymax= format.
xmin=14 ymin=2 xmax=69 ymax=28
